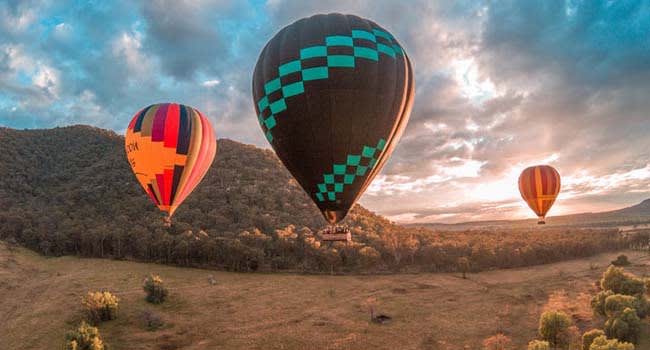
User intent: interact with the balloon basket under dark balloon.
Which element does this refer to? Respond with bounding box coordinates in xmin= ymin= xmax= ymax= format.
xmin=319 ymin=225 xmax=352 ymax=242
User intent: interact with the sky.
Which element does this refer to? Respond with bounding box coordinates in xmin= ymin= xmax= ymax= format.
xmin=1 ymin=0 xmax=649 ymax=223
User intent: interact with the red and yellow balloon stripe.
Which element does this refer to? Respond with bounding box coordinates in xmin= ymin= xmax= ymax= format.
xmin=125 ymin=103 xmax=216 ymax=217
xmin=518 ymin=165 xmax=561 ymax=224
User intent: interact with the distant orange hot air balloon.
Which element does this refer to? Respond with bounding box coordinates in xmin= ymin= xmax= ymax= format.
xmin=518 ymin=165 xmax=561 ymax=224
xmin=125 ymin=103 xmax=216 ymax=222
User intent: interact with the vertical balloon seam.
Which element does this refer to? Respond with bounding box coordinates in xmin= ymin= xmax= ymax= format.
xmin=254 ymin=27 xmax=405 ymax=142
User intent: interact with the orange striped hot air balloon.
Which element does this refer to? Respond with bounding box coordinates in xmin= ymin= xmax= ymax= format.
xmin=125 ymin=103 xmax=216 ymax=222
xmin=518 ymin=165 xmax=561 ymax=224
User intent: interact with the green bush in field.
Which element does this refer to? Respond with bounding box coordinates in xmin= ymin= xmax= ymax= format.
xmin=611 ymin=254 xmax=630 ymax=266
xmin=592 ymin=290 xmax=615 ymax=317
xmin=82 ymin=291 xmax=118 ymax=323
xmin=589 ymin=335 xmax=635 ymax=350
xmin=604 ymin=307 xmax=641 ymax=344
xmin=604 ymin=294 xmax=637 ymax=317
xmin=539 ymin=310 xmax=573 ymax=349
xmin=527 ymin=340 xmax=550 ymax=350
xmin=143 ymin=274 xmax=168 ymax=304
xmin=600 ymin=267 xmax=645 ymax=296
xmin=582 ymin=329 xmax=605 ymax=350
xmin=65 ymin=321 xmax=105 ymax=350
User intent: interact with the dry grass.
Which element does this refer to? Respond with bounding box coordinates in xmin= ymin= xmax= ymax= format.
xmin=0 ymin=242 xmax=648 ymax=350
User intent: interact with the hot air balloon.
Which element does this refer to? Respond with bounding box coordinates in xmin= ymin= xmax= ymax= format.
xmin=518 ymin=165 xmax=561 ymax=224
xmin=125 ymin=103 xmax=217 ymax=223
xmin=252 ymin=13 xmax=414 ymax=240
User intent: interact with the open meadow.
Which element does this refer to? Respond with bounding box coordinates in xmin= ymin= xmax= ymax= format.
xmin=1 ymin=241 xmax=648 ymax=350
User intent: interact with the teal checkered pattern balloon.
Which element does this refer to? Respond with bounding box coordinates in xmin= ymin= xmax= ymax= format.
xmin=315 ymin=138 xmax=387 ymax=202
xmin=256 ymin=28 xmax=404 ymax=142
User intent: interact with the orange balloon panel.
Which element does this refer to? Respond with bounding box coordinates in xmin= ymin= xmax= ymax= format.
xmin=518 ymin=165 xmax=561 ymax=221
xmin=125 ymin=103 xmax=216 ymax=216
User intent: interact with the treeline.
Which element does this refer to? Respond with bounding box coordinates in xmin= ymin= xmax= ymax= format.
xmin=0 ymin=126 xmax=647 ymax=273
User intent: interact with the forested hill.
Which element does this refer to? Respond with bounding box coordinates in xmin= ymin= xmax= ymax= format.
xmin=0 ymin=126 xmax=644 ymax=273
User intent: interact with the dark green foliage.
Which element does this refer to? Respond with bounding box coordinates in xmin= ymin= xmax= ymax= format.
xmin=65 ymin=321 xmax=105 ymax=350
xmin=143 ymin=274 xmax=168 ymax=304
xmin=582 ymin=329 xmax=605 ymax=350
xmin=604 ymin=295 xmax=637 ymax=318
xmin=539 ymin=310 xmax=573 ymax=349
xmin=611 ymin=254 xmax=630 ymax=266
xmin=527 ymin=340 xmax=550 ymax=350
xmin=604 ymin=308 xmax=642 ymax=344
xmin=0 ymin=126 xmax=639 ymax=273
xmin=600 ymin=266 xmax=645 ymax=296
xmin=592 ymin=290 xmax=615 ymax=317
xmin=589 ymin=335 xmax=635 ymax=350
xmin=82 ymin=291 xmax=118 ymax=324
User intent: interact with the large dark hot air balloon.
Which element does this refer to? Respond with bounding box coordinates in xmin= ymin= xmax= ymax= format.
xmin=252 ymin=13 xmax=414 ymax=229
xmin=518 ymin=165 xmax=561 ymax=224
xmin=125 ymin=103 xmax=217 ymax=222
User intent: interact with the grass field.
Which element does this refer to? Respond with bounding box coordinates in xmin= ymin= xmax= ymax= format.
xmin=1 ymin=242 xmax=648 ymax=350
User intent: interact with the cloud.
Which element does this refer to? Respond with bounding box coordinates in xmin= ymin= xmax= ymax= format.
xmin=0 ymin=0 xmax=648 ymax=223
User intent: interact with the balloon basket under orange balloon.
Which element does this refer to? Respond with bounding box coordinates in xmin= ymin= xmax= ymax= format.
xmin=163 ymin=216 xmax=172 ymax=228
xmin=537 ymin=218 xmax=546 ymax=225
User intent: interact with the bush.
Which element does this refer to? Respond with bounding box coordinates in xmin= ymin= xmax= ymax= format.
xmin=527 ymin=340 xmax=550 ymax=350
xmin=592 ymin=290 xmax=615 ymax=317
xmin=604 ymin=294 xmax=637 ymax=317
xmin=143 ymin=274 xmax=168 ymax=304
xmin=82 ymin=291 xmax=119 ymax=323
xmin=65 ymin=321 xmax=105 ymax=350
xmin=611 ymin=254 xmax=630 ymax=266
xmin=539 ymin=310 xmax=573 ymax=349
xmin=140 ymin=309 xmax=164 ymax=331
xmin=482 ymin=333 xmax=512 ymax=350
xmin=589 ymin=335 xmax=635 ymax=350
xmin=582 ymin=329 xmax=605 ymax=350
xmin=600 ymin=267 xmax=645 ymax=296
xmin=604 ymin=308 xmax=641 ymax=344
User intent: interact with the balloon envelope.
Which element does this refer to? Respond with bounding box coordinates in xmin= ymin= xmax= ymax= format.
xmin=125 ymin=103 xmax=217 ymax=216
xmin=518 ymin=165 xmax=561 ymax=223
xmin=252 ymin=13 xmax=414 ymax=223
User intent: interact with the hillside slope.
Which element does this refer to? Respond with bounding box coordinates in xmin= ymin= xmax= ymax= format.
xmin=0 ymin=126 xmax=643 ymax=273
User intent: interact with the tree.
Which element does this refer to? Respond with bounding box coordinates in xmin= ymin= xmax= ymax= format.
xmin=600 ymin=267 xmax=645 ymax=296
xmin=592 ymin=290 xmax=615 ymax=317
xmin=589 ymin=335 xmax=635 ymax=350
xmin=604 ymin=308 xmax=641 ymax=344
xmin=81 ymin=291 xmax=119 ymax=324
xmin=539 ymin=310 xmax=573 ymax=349
xmin=582 ymin=329 xmax=605 ymax=350
xmin=65 ymin=321 xmax=105 ymax=350
xmin=604 ymin=294 xmax=637 ymax=318
xmin=483 ymin=333 xmax=512 ymax=350
xmin=611 ymin=254 xmax=630 ymax=266
xmin=143 ymin=274 xmax=168 ymax=304
xmin=527 ymin=340 xmax=550 ymax=350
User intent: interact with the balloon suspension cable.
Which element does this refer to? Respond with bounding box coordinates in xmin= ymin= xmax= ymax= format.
xmin=163 ymin=215 xmax=172 ymax=228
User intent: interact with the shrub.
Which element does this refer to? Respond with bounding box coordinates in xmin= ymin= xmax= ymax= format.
xmin=604 ymin=294 xmax=637 ymax=317
xmin=539 ymin=310 xmax=573 ymax=349
xmin=527 ymin=340 xmax=550 ymax=350
xmin=82 ymin=291 xmax=118 ymax=323
xmin=611 ymin=254 xmax=630 ymax=266
xmin=143 ymin=274 xmax=168 ymax=304
xmin=592 ymin=290 xmax=615 ymax=316
xmin=604 ymin=308 xmax=641 ymax=344
xmin=65 ymin=321 xmax=105 ymax=350
xmin=589 ymin=335 xmax=635 ymax=350
xmin=582 ymin=329 xmax=605 ymax=350
xmin=600 ymin=267 xmax=645 ymax=296
xmin=482 ymin=333 xmax=512 ymax=350
xmin=140 ymin=309 xmax=164 ymax=331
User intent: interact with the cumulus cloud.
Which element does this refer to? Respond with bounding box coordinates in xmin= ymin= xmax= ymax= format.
xmin=0 ymin=0 xmax=648 ymax=223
